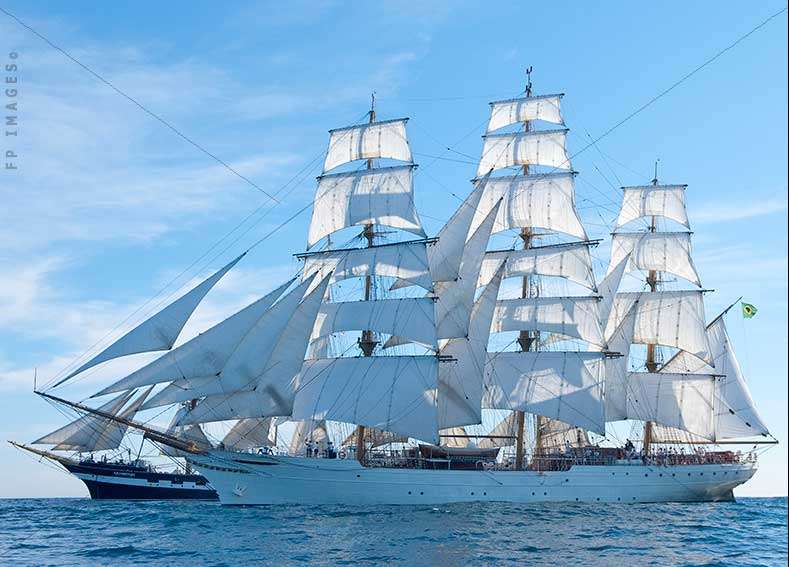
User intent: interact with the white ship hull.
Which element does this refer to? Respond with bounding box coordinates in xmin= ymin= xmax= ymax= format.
xmin=190 ymin=451 xmax=756 ymax=506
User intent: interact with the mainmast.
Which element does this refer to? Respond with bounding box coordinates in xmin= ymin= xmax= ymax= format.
xmin=356 ymin=92 xmax=378 ymax=463
xmin=477 ymin=68 xmax=604 ymax=464
xmin=514 ymin=67 xmax=535 ymax=471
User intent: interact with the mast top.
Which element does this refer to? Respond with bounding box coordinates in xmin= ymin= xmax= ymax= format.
xmin=525 ymin=66 xmax=533 ymax=97
xmin=651 ymin=158 xmax=660 ymax=186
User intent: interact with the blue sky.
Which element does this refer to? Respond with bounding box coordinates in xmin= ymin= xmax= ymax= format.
xmin=0 ymin=1 xmax=786 ymax=497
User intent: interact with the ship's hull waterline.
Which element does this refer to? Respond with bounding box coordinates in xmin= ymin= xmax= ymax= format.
xmin=190 ymin=452 xmax=755 ymax=506
xmin=63 ymin=461 xmax=218 ymax=501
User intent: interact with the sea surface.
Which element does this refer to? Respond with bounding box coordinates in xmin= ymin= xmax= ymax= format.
xmin=0 ymin=497 xmax=786 ymax=566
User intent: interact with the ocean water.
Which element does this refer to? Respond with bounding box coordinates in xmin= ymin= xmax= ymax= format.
xmin=0 ymin=497 xmax=786 ymax=566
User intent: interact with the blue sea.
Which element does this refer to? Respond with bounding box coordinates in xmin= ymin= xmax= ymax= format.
xmin=1 ymin=497 xmax=786 ymax=566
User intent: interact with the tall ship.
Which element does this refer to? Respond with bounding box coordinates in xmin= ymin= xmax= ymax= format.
xmin=24 ymin=71 xmax=776 ymax=506
xmin=11 ymin=396 xmax=218 ymax=500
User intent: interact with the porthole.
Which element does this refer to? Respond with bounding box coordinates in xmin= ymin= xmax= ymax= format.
xmin=531 ymin=492 xmax=535 ymax=496
xmin=420 ymin=491 xmax=424 ymax=495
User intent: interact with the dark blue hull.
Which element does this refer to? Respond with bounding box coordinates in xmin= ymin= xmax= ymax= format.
xmin=81 ymin=478 xmax=218 ymax=500
xmin=63 ymin=460 xmax=218 ymax=501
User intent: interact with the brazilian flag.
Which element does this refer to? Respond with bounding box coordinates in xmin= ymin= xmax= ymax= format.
xmin=741 ymin=302 xmax=758 ymax=319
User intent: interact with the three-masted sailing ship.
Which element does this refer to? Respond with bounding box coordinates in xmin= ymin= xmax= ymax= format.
xmin=18 ymin=74 xmax=775 ymax=505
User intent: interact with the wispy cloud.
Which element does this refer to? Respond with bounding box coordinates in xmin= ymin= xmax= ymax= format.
xmin=692 ymin=195 xmax=788 ymax=223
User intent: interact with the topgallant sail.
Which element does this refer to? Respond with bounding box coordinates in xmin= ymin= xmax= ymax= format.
xmin=18 ymin=75 xmax=774 ymax=506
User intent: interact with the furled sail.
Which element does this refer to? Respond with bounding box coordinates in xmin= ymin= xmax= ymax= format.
xmin=483 ymin=351 xmax=606 ymax=434
xmin=478 ymin=242 xmax=596 ymax=291
xmin=626 ymin=372 xmax=717 ymax=440
xmin=486 ymin=94 xmax=564 ymax=133
xmin=291 ymin=356 xmax=440 ymax=444
xmin=302 ymin=240 xmax=432 ymax=291
xmin=33 ymin=390 xmax=134 ymax=450
xmin=56 ymin=254 xmax=244 ymax=386
xmin=604 ymin=291 xmax=712 ymax=365
xmin=313 ymin=297 xmax=437 ymax=348
xmin=492 ymin=296 xmax=605 ymax=348
xmin=661 ymin=314 xmax=770 ymax=439
xmin=614 ymin=184 xmax=689 ymax=229
xmin=438 ymin=264 xmax=504 ymax=429
xmin=307 ymin=165 xmax=425 ymax=247
xmin=323 ymin=118 xmax=412 ymax=172
xmin=435 ymin=201 xmax=500 ymax=340
xmin=470 ymin=173 xmax=587 ymax=240
xmin=477 ymin=129 xmax=570 ymax=176
xmin=94 ymin=278 xmax=296 ymax=396
xmin=222 ymin=418 xmax=276 ymax=451
xmin=608 ymin=232 xmax=701 ymax=287
xmin=178 ymin=275 xmax=331 ymax=424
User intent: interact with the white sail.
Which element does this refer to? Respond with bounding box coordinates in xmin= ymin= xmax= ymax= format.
xmin=478 ymin=243 xmax=596 ymax=291
xmin=342 ymin=427 xmax=408 ymax=448
xmin=626 ymin=372 xmax=717 ymax=441
xmin=289 ymin=420 xmax=329 ymax=455
xmin=615 ymin=185 xmax=689 ymax=230
xmin=483 ymin=351 xmax=606 ymax=434
xmin=536 ymin=417 xmax=590 ymax=451
xmin=477 ymin=129 xmax=570 ymax=176
xmin=492 ymin=296 xmax=605 ymax=348
xmin=80 ymin=386 xmax=155 ymax=452
xmin=438 ymin=264 xmax=504 ymax=429
xmin=313 ymin=297 xmax=437 ymax=348
xmin=222 ymin=418 xmax=276 ymax=451
xmin=608 ymin=232 xmax=701 ymax=287
xmin=597 ymin=253 xmax=629 ymax=327
xmin=487 ymin=94 xmax=564 ymax=133
xmin=470 ymin=173 xmax=587 ymax=240
xmin=303 ymin=240 xmax=431 ymax=291
xmin=605 ymin=291 xmax=712 ymax=365
xmin=661 ymin=315 xmax=770 ymax=439
xmin=477 ymin=412 xmax=517 ymax=449
xmin=439 ymin=427 xmax=470 ymax=448
xmin=94 ymin=278 xmax=296 ymax=397
xmin=57 ymin=254 xmax=244 ymax=385
xmin=141 ymin=275 xmax=319 ymax=409
xmin=323 ymin=118 xmax=412 ymax=172
xmin=604 ymin=304 xmax=638 ymax=421
xmin=179 ymin=275 xmax=331 ymax=424
xmin=435 ymin=201 xmax=500 ymax=340
xmin=33 ymin=390 xmax=134 ymax=449
xmin=292 ymin=356 xmax=440 ymax=444
xmin=403 ymin=178 xmax=486 ymax=286
xmin=308 ymin=165 xmax=425 ymax=247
